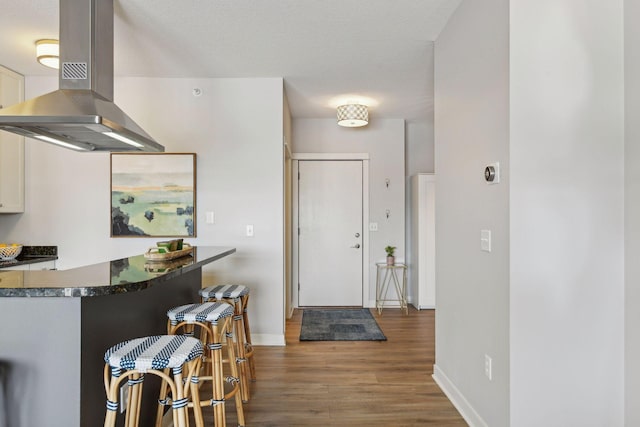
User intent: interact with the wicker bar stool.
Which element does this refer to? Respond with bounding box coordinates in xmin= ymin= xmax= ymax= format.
xmin=199 ymin=285 xmax=255 ymax=402
xmin=164 ymin=302 xmax=245 ymax=427
xmin=103 ymin=335 xmax=204 ymax=427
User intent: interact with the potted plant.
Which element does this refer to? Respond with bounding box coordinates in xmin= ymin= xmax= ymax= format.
xmin=385 ymin=246 xmax=396 ymax=266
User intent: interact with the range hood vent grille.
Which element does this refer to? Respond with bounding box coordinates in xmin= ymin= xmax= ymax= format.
xmin=62 ymin=63 xmax=88 ymax=80
xmin=0 ymin=0 xmax=164 ymax=153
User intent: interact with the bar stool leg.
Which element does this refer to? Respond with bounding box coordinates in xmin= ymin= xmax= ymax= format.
xmin=171 ymin=368 xmax=186 ymax=427
xmin=173 ymin=358 xmax=204 ymax=427
xmin=209 ymin=321 xmax=226 ymax=427
xmin=189 ymin=362 xmax=205 ymax=427
xmin=103 ymin=365 xmax=121 ymax=427
xmin=241 ymin=294 xmax=256 ymax=382
xmin=155 ymin=369 xmax=170 ymax=427
xmin=231 ymin=299 xmax=250 ymax=402
xmin=126 ymin=373 xmax=144 ymax=427
xmin=223 ymin=324 xmax=246 ymax=426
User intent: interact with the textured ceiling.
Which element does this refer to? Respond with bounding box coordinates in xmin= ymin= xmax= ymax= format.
xmin=0 ymin=0 xmax=461 ymax=122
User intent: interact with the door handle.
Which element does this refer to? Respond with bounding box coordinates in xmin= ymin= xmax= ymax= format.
xmin=350 ymin=244 xmax=361 ymax=249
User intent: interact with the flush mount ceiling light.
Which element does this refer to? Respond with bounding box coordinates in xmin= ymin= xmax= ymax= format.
xmin=337 ymin=104 xmax=369 ymax=127
xmin=36 ymin=39 xmax=59 ymax=69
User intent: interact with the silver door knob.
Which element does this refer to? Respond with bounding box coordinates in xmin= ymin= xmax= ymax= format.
xmin=355 ymin=233 xmax=360 ymax=238
xmin=350 ymin=244 xmax=361 ymax=249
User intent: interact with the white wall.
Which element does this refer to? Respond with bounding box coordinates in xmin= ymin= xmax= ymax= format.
xmin=292 ymin=118 xmax=405 ymax=305
xmin=405 ymin=120 xmax=435 ymax=304
xmin=406 ymin=117 xmax=435 ymax=176
xmin=433 ymin=0 xmax=510 ymax=426
xmin=625 ymin=0 xmax=640 ymax=425
xmin=283 ymin=95 xmax=293 ymax=319
xmin=0 ymin=76 xmax=287 ymax=345
xmin=510 ymin=2 xmax=624 ymax=426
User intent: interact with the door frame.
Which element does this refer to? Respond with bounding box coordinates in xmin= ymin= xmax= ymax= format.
xmin=291 ymin=153 xmax=370 ymax=308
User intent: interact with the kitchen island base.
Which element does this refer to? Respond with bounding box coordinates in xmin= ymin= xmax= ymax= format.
xmin=0 ymin=247 xmax=235 ymax=427
xmin=0 ymin=268 xmax=200 ymax=427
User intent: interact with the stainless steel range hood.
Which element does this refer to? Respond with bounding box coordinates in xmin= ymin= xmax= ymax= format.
xmin=0 ymin=0 xmax=164 ymax=152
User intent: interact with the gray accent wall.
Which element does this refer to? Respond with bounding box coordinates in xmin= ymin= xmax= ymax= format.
xmin=625 ymin=0 xmax=640 ymax=425
xmin=435 ymin=0 xmax=625 ymax=426
xmin=434 ymin=0 xmax=510 ymax=425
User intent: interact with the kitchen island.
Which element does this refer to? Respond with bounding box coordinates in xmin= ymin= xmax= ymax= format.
xmin=0 ymin=246 xmax=235 ymax=427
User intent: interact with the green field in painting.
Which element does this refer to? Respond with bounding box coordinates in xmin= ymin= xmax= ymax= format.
xmin=112 ymin=189 xmax=194 ymax=236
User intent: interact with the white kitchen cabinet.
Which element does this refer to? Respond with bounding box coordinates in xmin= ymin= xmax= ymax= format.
xmin=29 ymin=260 xmax=56 ymax=270
xmin=0 ymin=65 xmax=25 ymax=213
xmin=409 ymin=173 xmax=436 ymax=309
xmin=1 ymin=260 xmax=57 ymax=271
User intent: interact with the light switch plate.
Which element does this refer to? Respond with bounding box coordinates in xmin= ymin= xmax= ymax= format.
xmin=246 ymin=225 xmax=254 ymax=237
xmin=206 ymin=211 xmax=215 ymax=224
xmin=481 ymin=230 xmax=492 ymax=252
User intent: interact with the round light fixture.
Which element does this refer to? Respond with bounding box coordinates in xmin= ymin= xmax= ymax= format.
xmin=36 ymin=39 xmax=59 ymax=69
xmin=337 ymin=104 xmax=369 ymax=127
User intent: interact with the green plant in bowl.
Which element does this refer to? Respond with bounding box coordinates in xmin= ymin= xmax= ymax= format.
xmin=157 ymin=241 xmax=172 ymax=252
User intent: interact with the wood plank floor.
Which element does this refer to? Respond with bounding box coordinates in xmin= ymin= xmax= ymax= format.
xmin=207 ymin=307 xmax=467 ymax=426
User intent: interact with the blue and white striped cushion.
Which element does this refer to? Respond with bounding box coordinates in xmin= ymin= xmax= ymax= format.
xmin=167 ymin=302 xmax=234 ymax=323
xmin=199 ymin=284 xmax=250 ymax=299
xmin=104 ymin=335 xmax=203 ymax=373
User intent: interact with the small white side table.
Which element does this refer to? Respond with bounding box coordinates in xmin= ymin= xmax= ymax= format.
xmin=375 ymin=262 xmax=408 ymax=315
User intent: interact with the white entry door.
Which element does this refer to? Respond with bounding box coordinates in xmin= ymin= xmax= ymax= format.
xmin=298 ymin=160 xmax=363 ymax=306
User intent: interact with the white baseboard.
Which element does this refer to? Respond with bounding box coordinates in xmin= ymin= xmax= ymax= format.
xmin=252 ymin=333 xmax=286 ymax=346
xmin=432 ymin=364 xmax=488 ymax=427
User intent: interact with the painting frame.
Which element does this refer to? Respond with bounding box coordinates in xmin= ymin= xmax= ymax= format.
xmin=110 ymin=153 xmax=197 ymax=238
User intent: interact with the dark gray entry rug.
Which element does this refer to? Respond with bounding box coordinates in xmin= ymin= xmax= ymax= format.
xmin=300 ymin=308 xmax=387 ymax=341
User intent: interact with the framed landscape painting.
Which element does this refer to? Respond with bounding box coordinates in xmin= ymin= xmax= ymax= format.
xmin=111 ymin=153 xmax=196 ymax=237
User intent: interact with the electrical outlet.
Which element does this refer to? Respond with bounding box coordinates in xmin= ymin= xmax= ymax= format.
xmin=484 ymin=354 xmax=493 ymax=381
xmin=369 ymin=222 xmax=378 ymax=232
xmin=120 ymin=383 xmax=129 ymax=413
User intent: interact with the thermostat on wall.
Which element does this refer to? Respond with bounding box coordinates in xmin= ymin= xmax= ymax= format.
xmin=484 ymin=162 xmax=500 ymax=184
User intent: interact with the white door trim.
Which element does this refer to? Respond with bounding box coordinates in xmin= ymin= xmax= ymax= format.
xmin=292 ymin=154 xmax=370 ymax=308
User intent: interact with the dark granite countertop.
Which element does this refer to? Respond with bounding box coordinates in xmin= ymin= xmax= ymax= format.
xmin=0 ymin=245 xmax=58 ymax=269
xmin=0 ymin=246 xmax=235 ymax=297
